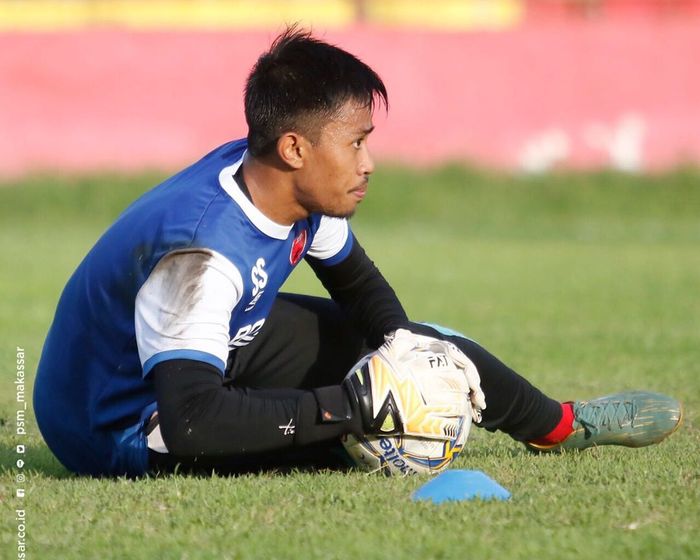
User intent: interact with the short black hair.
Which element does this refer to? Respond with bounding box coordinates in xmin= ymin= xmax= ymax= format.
xmin=244 ymin=26 xmax=388 ymax=157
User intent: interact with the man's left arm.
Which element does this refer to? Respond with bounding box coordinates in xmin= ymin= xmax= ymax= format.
xmin=306 ymin=233 xmax=408 ymax=348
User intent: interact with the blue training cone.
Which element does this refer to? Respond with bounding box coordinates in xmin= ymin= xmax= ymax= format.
xmin=412 ymin=470 xmax=511 ymax=503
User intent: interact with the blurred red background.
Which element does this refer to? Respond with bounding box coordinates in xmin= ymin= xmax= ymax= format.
xmin=1 ymin=0 xmax=699 ymax=175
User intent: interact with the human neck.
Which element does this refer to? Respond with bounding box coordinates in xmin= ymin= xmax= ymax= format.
xmin=240 ymin=153 xmax=307 ymax=226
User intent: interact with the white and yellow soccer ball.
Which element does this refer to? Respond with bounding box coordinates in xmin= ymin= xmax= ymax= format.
xmin=341 ymin=330 xmax=483 ymax=476
xmin=341 ymin=417 xmax=471 ymax=476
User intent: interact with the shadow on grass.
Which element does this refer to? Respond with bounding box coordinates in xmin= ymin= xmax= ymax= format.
xmin=0 ymin=440 xmax=354 ymax=480
xmin=147 ymin=444 xmax=354 ymax=479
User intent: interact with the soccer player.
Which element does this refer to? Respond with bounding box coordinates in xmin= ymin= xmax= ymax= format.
xmin=34 ymin=28 xmax=682 ymax=477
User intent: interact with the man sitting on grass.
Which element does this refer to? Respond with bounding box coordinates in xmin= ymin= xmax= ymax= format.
xmin=34 ymin=27 xmax=682 ymax=477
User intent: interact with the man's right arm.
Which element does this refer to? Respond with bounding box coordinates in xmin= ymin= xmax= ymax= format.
xmin=137 ymin=250 xmax=361 ymax=457
xmin=151 ymin=359 xmax=360 ymax=456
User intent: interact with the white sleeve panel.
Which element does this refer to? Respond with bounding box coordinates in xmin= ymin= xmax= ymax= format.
xmin=135 ymin=249 xmax=243 ymax=373
xmin=306 ymin=216 xmax=350 ymax=261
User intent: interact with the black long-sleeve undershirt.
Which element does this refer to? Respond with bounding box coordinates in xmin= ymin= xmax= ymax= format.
xmin=152 ymin=359 xmax=362 ymax=457
xmin=306 ymin=236 xmax=408 ymax=349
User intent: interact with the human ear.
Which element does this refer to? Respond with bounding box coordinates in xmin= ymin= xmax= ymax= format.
xmin=276 ymin=132 xmax=307 ymax=170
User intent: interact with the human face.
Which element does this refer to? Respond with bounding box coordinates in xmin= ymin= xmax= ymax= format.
xmin=294 ymin=100 xmax=376 ymax=219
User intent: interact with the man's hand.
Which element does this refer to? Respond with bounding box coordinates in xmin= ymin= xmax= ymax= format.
xmin=389 ymin=329 xmax=487 ymax=423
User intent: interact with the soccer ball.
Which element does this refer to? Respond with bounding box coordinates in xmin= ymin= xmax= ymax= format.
xmin=341 ymin=415 xmax=471 ymax=476
xmin=341 ymin=334 xmax=476 ymax=476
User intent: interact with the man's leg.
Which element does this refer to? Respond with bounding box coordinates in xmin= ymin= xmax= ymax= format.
xmin=231 ymin=305 xmax=682 ymax=453
xmin=403 ymin=322 xmax=565 ymax=441
xmin=226 ymin=293 xmax=370 ymax=389
xmin=228 ymin=296 xmax=571 ymax=444
xmin=410 ymin=322 xmax=683 ymax=452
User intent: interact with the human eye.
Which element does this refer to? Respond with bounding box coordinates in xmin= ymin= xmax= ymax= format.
xmin=352 ymin=137 xmax=364 ymax=149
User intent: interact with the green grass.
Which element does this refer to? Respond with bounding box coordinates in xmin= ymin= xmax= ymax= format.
xmin=1 ymin=166 xmax=699 ymax=559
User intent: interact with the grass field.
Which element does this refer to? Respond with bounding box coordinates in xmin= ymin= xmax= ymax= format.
xmin=1 ymin=166 xmax=699 ymax=559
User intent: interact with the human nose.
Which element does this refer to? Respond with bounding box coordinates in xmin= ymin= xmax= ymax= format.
xmin=359 ymin=147 xmax=375 ymax=176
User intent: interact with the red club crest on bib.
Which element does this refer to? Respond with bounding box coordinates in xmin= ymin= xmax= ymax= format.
xmin=290 ymin=229 xmax=307 ymax=265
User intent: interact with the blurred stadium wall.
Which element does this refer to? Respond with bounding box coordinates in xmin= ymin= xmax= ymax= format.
xmin=1 ymin=0 xmax=699 ymax=175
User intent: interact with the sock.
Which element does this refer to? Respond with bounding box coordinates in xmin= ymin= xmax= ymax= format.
xmin=529 ymin=402 xmax=575 ymax=446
